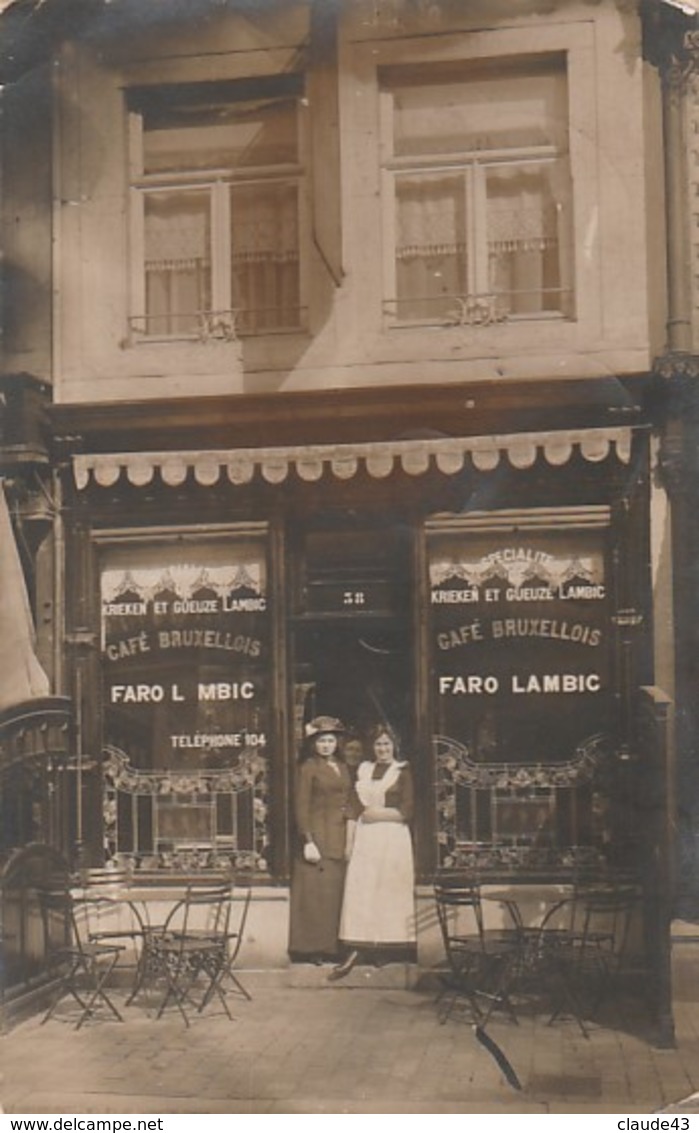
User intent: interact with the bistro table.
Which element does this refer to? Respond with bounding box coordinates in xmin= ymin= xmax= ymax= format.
xmin=76 ymin=874 xmax=253 ymax=1020
xmin=74 ymin=877 xmax=194 ymax=1008
xmin=480 ymin=884 xmax=573 ymax=933
xmin=478 ymin=884 xmax=589 ymax=1035
xmin=478 ymin=876 xmax=643 ymax=1035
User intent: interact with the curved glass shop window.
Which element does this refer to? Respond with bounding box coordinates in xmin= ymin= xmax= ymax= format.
xmin=99 ymin=530 xmax=269 ymax=872
xmin=428 ymin=510 xmax=616 ymax=875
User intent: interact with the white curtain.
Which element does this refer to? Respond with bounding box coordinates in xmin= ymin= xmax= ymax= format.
xmin=396 ymin=174 xmax=466 ymax=261
xmin=143 ymin=183 xmax=300 ymax=334
xmin=395 ymin=175 xmax=467 ymax=319
xmin=145 ymin=193 xmax=211 ymax=335
xmin=487 ymin=166 xmax=562 ymax=314
xmin=231 ymin=182 xmax=300 ymax=333
xmin=393 ymin=166 xmax=562 ymax=316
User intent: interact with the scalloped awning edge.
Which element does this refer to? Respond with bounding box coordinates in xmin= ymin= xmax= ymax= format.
xmin=72 ymin=427 xmax=633 ymax=490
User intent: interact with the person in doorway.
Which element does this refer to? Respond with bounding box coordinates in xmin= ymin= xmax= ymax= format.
xmin=288 ymin=716 xmax=354 ymax=963
xmin=329 ymin=722 xmax=416 ymax=979
xmin=342 ymin=734 xmax=365 ymax=780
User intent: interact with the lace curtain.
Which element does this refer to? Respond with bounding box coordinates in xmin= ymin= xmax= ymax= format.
xmin=143 ymin=181 xmax=300 ymax=335
xmin=394 ymin=165 xmax=565 ymax=317
xmin=230 ymin=182 xmax=300 ymax=332
xmin=396 ymin=175 xmax=467 ymax=261
xmin=395 ymin=170 xmax=558 ymax=260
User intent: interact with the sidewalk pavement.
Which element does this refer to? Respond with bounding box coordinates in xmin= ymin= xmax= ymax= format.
xmin=2 ymin=944 xmax=699 ymax=1115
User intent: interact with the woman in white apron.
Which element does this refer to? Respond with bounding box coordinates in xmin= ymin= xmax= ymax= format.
xmin=330 ymin=723 xmax=416 ymax=979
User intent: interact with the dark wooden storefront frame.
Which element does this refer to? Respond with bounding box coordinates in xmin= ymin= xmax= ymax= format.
xmin=52 ymin=377 xmax=654 ymax=884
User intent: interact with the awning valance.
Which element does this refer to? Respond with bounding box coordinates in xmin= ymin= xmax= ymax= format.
xmin=72 ymin=427 xmax=632 ymax=490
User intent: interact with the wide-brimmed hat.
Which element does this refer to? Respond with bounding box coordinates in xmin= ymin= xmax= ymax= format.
xmin=305 ymin=715 xmax=345 ymax=737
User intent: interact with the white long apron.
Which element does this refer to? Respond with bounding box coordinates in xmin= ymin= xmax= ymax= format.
xmin=339 ymin=760 xmax=416 ymax=946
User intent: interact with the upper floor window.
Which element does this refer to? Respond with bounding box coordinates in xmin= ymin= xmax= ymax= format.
xmin=379 ymin=57 xmax=574 ymax=327
xmin=128 ymin=76 xmax=306 ymax=341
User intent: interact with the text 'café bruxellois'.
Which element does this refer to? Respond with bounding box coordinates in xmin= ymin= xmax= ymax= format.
xmin=62 ymin=403 xmax=643 ymax=895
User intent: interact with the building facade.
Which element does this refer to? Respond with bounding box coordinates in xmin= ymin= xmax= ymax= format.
xmin=0 ymin=0 xmax=687 ymax=988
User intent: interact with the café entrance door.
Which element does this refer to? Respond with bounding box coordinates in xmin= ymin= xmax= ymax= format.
xmin=293 ymin=619 xmax=412 ymax=757
xmin=290 ymin=523 xmax=414 ymax=760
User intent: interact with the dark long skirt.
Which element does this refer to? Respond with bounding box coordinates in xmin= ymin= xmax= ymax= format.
xmin=288 ymin=857 xmax=345 ymax=959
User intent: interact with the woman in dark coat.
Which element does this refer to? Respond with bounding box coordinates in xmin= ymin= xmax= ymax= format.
xmin=288 ymin=716 xmax=355 ymax=963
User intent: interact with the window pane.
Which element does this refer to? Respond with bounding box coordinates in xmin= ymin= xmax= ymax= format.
xmin=231 ymin=181 xmax=300 ymax=333
xmin=132 ymin=81 xmax=304 ymax=339
xmin=382 ymin=57 xmax=573 ymax=324
xmin=389 ymin=60 xmax=568 ymax=157
xmin=144 ymin=101 xmax=299 ymax=173
xmin=394 ymin=172 xmax=468 ymax=322
xmin=144 ymin=190 xmax=211 ymax=336
xmin=486 ymin=160 xmax=572 ymax=316
xmin=100 ymin=537 xmax=271 ymax=872
xmin=100 ymin=538 xmax=269 ymax=773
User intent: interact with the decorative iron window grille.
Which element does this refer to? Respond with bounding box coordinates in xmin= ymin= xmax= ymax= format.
xmin=434 ymin=732 xmax=612 ymax=874
xmin=103 ymin=746 xmax=269 ymax=874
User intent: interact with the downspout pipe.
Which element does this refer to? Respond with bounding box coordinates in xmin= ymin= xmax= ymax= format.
xmin=648 ymin=0 xmax=699 ymax=351
xmin=662 ymin=67 xmax=693 ymax=352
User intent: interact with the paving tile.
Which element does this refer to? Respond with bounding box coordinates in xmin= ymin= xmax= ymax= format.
xmin=3 ymin=958 xmax=699 ymax=1114
xmin=529 ymin=1074 xmax=602 ymax=1098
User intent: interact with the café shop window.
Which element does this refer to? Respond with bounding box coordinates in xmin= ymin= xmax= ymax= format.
xmin=428 ymin=510 xmax=615 ymax=873
xmin=128 ymin=75 xmax=306 ymax=341
xmin=99 ymin=529 xmax=269 ymax=872
xmin=380 ymin=55 xmax=574 ymax=326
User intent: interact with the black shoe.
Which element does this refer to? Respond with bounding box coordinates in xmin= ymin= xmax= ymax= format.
xmin=327 ymin=949 xmax=359 ymax=981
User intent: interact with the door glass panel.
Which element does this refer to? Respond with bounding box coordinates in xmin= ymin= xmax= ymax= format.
xmin=292 ymin=525 xmax=413 ymax=758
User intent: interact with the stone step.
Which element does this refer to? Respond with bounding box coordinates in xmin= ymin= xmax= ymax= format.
xmin=286 ymin=961 xmax=421 ymax=989
xmin=110 ymin=961 xmax=426 ymax=992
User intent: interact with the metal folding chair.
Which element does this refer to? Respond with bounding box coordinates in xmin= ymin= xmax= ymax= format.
xmin=76 ymin=868 xmax=148 ymax=989
xmin=148 ymin=884 xmax=233 ymax=1026
xmin=217 ymin=885 xmax=252 ymax=1004
xmin=434 ymin=881 xmax=519 ymax=1026
xmin=39 ymin=889 xmax=125 ymax=1029
xmin=549 ymin=884 xmax=640 ymax=1024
